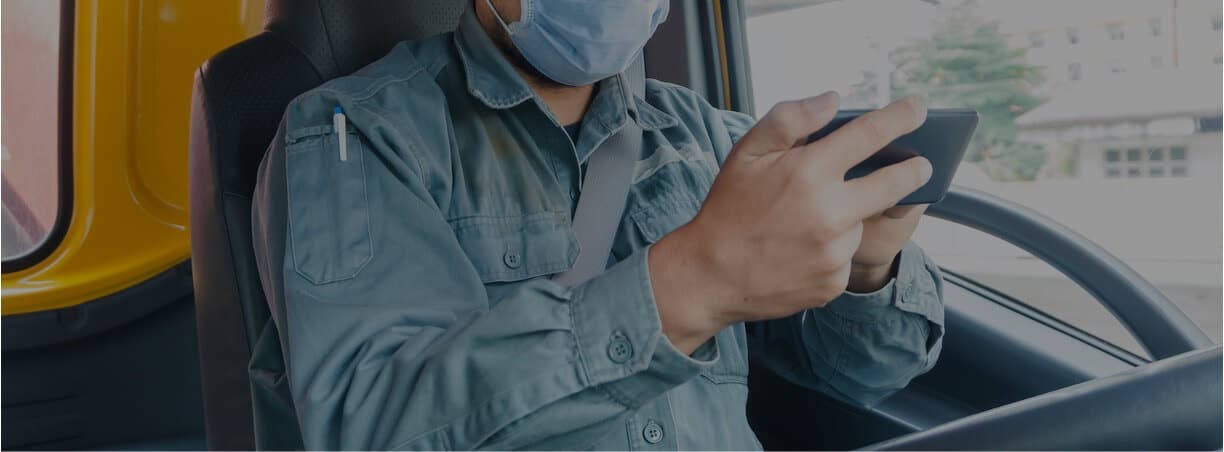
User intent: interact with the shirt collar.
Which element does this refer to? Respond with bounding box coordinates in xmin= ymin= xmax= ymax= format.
xmin=453 ymin=8 xmax=680 ymax=132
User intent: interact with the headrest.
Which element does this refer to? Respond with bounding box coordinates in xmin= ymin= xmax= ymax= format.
xmin=263 ymin=0 xmax=468 ymax=79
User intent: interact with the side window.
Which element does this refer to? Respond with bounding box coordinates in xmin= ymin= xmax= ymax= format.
xmin=745 ymin=0 xmax=1222 ymax=354
xmin=2 ymin=0 xmax=67 ymax=264
xmin=912 ymin=218 xmax=1149 ymax=356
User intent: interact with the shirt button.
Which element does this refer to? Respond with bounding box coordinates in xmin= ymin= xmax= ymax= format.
xmin=607 ymin=335 xmax=634 ymax=364
xmin=503 ymin=251 xmax=521 ymax=269
xmin=642 ymin=420 xmax=664 ymax=444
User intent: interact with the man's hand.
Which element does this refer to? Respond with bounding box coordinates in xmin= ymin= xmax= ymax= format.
xmin=649 ymin=92 xmax=932 ymax=353
xmin=846 ymin=204 xmax=928 ymax=293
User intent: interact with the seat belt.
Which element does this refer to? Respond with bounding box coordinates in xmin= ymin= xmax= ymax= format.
xmin=552 ymin=59 xmax=647 ymax=287
xmin=551 ymin=119 xmax=642 ymax=287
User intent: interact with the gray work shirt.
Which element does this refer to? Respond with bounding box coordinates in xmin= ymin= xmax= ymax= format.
xmin=251 ymin=9 xmax=945 ymax=450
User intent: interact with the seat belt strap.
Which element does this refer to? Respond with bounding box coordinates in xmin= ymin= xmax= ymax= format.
xmin=552 ymin=120 xmax=643 ymax=287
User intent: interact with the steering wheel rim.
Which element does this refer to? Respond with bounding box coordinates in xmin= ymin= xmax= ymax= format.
xmin=926 ymin=185 xmax=1211 ymax=359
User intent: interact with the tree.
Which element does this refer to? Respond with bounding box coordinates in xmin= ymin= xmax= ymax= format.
xmin=890 ymin=0 xmax=1047 ymax=181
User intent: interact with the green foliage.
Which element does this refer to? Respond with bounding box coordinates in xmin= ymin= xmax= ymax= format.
xmin=890 ymin=0 xmax=1047 ymax=181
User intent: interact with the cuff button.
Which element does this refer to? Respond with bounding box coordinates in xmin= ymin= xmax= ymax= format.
xmin=642 ymin=420 xmax=664 ymax=444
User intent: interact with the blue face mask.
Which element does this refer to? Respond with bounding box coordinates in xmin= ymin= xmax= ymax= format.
xmin=485 ymin=0 xmax=670 ymax=86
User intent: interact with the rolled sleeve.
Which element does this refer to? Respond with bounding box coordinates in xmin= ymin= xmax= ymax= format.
xmin=827 ymin=242 xmax=945 ymax=349
xmin=747 ymin=242 xmax=945 ymax=408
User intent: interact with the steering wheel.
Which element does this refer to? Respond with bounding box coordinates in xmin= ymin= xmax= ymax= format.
xmin=865 ymin=186 xmax=1220 ymax=450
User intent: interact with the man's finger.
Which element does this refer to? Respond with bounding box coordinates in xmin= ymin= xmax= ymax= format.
xmin=734 ymin=91 xmax=839 ymax=158
xmin=809 ymin=96 xmax=927 ymax=170
xmin=845 ymin=157 xmax=933 ymax=220
xmin=880 ymin=204 xmax=925 ymax=219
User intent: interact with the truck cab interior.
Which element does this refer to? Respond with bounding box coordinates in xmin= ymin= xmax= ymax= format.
xmin=2 ymin=0 xmax=1221 ymax=450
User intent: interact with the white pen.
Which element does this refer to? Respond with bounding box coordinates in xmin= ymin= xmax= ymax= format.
xmin=333 ymin=106 xmax=348 ymax=162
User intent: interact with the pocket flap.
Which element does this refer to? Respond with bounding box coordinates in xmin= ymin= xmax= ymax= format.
xmin=450 ymin=212 xmax=579 ymax=283
xmin=629 ymin=194 xmax=703 ymax=243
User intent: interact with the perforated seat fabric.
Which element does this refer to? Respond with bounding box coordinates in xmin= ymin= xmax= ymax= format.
xmin=188 ymin=1 xmax=465 ymax=449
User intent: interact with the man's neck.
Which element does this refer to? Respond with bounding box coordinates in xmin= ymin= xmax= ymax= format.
xmin=474 ymin=0 xmax=595 ymax=125
xmin=529 ymin=80 xmax=596 ymax=126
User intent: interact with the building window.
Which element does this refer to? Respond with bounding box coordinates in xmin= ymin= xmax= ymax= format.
xmin=1066 ymin=27 xmax=1080 ymax=45
xmin=1109 ymin=59 xmax=1127 ymax=73
xmin=1148 ymin=18 xmax=1162 ymax=37
xmin=1104 ymin=146 xmax=1190 ymax=179
xmin=1197 ymin=116 xmax=1223 ymax=132
xmin=1149 ymin=148 xmax=1164 ymax=161
xmin=1213 ymin=15 xmax=1222 ymax=31
xmin=1107 ymin=22 xmax=1126 ymax=41
xmin=1068 ymin=63 xmax=1082 ymax=81
xmin=1213 ymin=55 xmax=1223 ymax=65
xmin=1150 ymin=55 xmax=1164 ymax=69
xmin=1028 ymin=31 xmax=1045 ymax=48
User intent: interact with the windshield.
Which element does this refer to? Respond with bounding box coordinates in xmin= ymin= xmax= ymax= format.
xmin=747 ymin=0 xmax=1223 ymax=355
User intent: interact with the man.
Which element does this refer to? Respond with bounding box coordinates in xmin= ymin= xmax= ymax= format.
xmin=251 ymin=0 xmax=945 ymax=449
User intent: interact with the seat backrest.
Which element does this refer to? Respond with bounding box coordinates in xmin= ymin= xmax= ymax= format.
xmin=188 ymin=1 xmax=465 ymax=449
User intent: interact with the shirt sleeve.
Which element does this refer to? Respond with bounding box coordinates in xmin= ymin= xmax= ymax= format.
xmin=251 ymin=116 xmax=716 ymax=451
xmin=746 ymin=242 xmax=945 ymax=407
xmin=715 ymin=109 xmax=946 ymax=407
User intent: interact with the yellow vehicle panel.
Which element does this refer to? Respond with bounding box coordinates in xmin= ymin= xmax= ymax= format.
xmin=1 ymin=0 xmax=264 ymax=315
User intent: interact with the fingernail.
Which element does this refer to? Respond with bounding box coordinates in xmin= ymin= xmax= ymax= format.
xmin=917 ymin=158 xmax=934 ymax=183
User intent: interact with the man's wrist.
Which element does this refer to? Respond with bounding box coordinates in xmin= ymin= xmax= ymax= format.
xmin=847 ymin=261 xmax=896 ymax=294
xmin=647 ymin=224 xmax=735 ymax=354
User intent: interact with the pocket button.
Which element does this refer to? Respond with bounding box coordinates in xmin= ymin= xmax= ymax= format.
xmin=607 ymin=334 xmax=634 ymax=364
xmin=502 ymin=251 xmax=521 ymax=269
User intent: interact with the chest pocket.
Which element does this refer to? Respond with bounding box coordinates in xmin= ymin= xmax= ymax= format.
xmin=449 ymin=211 xmax=579 ymax=283
xmin=630 ymin=189 xmax=749 ymax=385
xmin=285 ymin=126 xmax=373 ymax=285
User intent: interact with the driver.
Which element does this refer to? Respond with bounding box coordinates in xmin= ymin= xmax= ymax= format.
xmin=251 ymin=0 xmax=945 ymax=449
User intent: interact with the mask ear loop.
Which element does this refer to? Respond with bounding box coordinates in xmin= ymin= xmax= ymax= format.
xmin=483 ymin=0 xmax=514 ymax=31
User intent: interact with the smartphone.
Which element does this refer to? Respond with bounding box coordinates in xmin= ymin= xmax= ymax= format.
xmin=806 ymin=108 xmax=979 ymax=205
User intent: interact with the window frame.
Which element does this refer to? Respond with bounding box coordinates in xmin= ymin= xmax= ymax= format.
xmin=2 ymin=0 xmax=75 ymax=273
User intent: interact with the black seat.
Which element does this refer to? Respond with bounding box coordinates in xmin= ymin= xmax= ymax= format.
xmin=187 ymin=1 xmax=466 ymax=449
